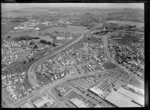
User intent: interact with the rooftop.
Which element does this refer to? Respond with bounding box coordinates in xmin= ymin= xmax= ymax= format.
xmin=105 ymin=91 xmax=141 ymax=107
xmin=69 ymin=97 xmax=87 ymax=108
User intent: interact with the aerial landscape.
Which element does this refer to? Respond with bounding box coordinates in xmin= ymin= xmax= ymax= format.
xmin=1 ymin=3 xmax=145 ymax=108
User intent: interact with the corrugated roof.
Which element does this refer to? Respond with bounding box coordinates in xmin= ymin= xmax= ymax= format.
xmin=33 ymin=98 xmax=49 ymax=108
xmin=105 ymin=91 xmax=141 ymax=107
xmin=21 ymin=102 xmax=34 ymax=108
xmin=90 ymin=87 xmax=103 ymax=95
xmin=127 ymin=84 xmax=144 ymax=94
xmin=117 ymin=87 xmax=144 ymax=106
xmin=69 ymin=98 xmax=87 ymax=108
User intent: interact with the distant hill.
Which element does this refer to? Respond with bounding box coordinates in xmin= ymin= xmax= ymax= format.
xmin=100 ymin=8 xmax=144 ymax=22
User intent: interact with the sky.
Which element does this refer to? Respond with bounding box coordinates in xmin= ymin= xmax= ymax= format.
xmin=2 ymin=3 xmax=144 ymax=11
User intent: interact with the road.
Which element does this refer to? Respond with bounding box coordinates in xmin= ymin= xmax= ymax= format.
xmin=12 ymin=68 xmax=118 ymax=107
xmin=28 ymin=23 xmax=99 ymax=75
xmin=27 ymin=31 xmax=89 ymax=87
xmin=27 ymin=25 xmax=99 ymax=87
xmin=12 ymin=26 xmax=96 ymax=107
xmin=13 ymin=26 xmax=116 ymax=106
xmin=102 ymin=33 xmax=143 ymax=84
xmin=10 ymin=24 xmax=143 ymax=107
xmin=4 ymin=24 xmax=98 ymax=107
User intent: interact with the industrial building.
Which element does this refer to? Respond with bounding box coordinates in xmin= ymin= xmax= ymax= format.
xmin=55 ymin=84 xmax=72 ymax=97
xmin=69 ymin=97 xmax=87 ymax=108
xmin=117 ymin=87 xmax=144 ymax=107
xmin=33 ymin=98 xmax=49 ymax=108
xmin=32 ymin=96 xmax=55 ymax=108
xmin=95 ymin=105 xmax=102 ymax=107
xmin=89 ymin=79 xmax=111 ymax=98
xmin=127 ymin=84 xmax=144 ymax=95
xmin=90 ymin=87 xmax=103 ymax=96
xmin=105 ymin=91 xmax=141 ymax=107
xmin=20 ymin=102 xmax=34 ymax=108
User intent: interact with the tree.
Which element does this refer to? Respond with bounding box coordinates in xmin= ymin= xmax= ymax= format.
xmin=30 ymin=41 xmax=34 ymax=45
xmin=7 ymin=36 xmax=11 ymax=39
xmin=33 ymin=45 xmax=37 ymax=49
xmin=23 ymin=61 xmax=26 ymax=64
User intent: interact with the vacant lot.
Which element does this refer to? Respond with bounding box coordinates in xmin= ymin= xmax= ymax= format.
xmin=102 ymin=62 xmax=116 ymax=69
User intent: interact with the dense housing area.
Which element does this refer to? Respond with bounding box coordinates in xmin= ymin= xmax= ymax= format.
xmin=2 ymin=5 xmax=144 ymax=108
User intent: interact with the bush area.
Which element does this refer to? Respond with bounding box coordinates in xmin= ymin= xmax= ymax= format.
xmin=13 ymin=36 xmax=39 ymax=41
xmin=39 ymin=40 xmax=52 ymax=45
xmin=9 ymin=17 xmax=27 ymax=22
xmin=113 ymin=34 xmax=140 ymax=46
xmin=39 ymin=39 xmax=57 ymax=47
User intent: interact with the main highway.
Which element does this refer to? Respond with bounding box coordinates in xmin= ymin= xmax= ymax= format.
xmin=13 ymin=68 xmax=118 ymax=107
xmin=28 ymin=30 xmax=89 ymax=87
xmin=11 ymin=23 xmax=105 ymax=107
xmin=27 ymin=24 xmax=99 ymax=87
xmin=102 ymin=32 xmax=143 ymax=84
xmin=11 ymin=25 xmax=97 ymax=107
xmin=11 ymin=25 xmax=119 ymax=107
xmin=10 ymin=24 xmax=143 ymax=108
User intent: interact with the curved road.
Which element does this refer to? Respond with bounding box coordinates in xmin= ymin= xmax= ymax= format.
xmin=12 ymin=24 xmax=143 ymax=107
xmin=102 ymin=33 xmax=143 ymax=83
xmin=13 ymin=68 xmax=117 ymax=107
xmin=27 ymin=24 xmax=99 ymax=87
xmin=28 ymin=31 xmax=89 ymax=87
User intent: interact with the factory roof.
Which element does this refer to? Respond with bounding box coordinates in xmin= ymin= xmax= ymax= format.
xmin=33 ymin=98 xmax=49 ymax=108
xmin=105 ymin=91 xmax=141 ymax=107
xmin=69 ymin=98 xmax=87 ymax=108
xmin=90 ymin=87 xmax=103 ymax=96
xmin=127 ymin=84 xmax=144 ymax=94
xmin=117 ymin=87 xmax=144 ymax=106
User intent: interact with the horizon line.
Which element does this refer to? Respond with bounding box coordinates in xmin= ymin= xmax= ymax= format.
xmin=2 ymin=3 xmax=144 ymax=11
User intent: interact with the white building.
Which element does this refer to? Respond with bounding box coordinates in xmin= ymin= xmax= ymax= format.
xmin=117 ymin=87 xmax=144 ymax=107
xmin=105 ymin=91 xmax=141 ymax=107
xmin=90 ymin=87 xmax=103 ymax=96
xmin=69 ymin=98 xmax=87 ymax=108
xmin=127 ymin=84 xmax=144 ymax=95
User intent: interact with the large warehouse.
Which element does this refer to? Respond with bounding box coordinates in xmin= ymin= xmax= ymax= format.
xmin=117 ymin=87 xmax=144 ymax=106
xmin=105 ymin=91 xmax=141 ymax=107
